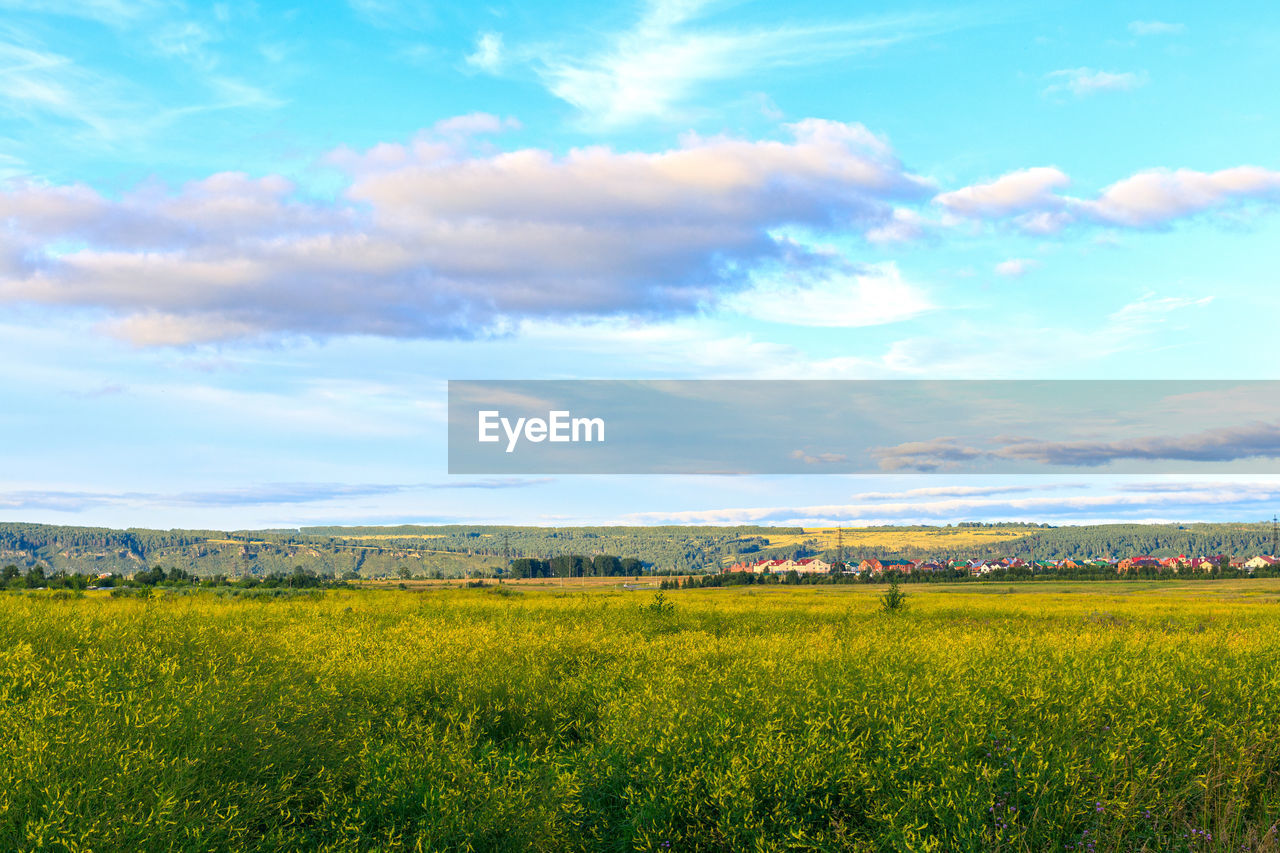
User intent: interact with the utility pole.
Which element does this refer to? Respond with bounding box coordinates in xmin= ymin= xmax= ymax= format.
xmin=1272 ymin=515 xmax=1277 ymax=557
xmin=835 ymin=526 xmax=844 ymax=572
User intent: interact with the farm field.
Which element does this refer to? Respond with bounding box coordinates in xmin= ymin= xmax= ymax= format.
xmin=2 ymin=583 xmax=1279 ymax=851
xmin=755 ymin=525 xmax=1045 ymax=552
xmin=362 ymin=575 xmax=661 ymax=591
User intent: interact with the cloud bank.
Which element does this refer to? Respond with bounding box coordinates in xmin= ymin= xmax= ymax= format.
xmin=873 ymin=421 xmax=1280 ymax=471
xmin=0 ymin=118 xmax=929 ymax=344
xmin=624 ymin=481 xmax=1280 ymax=527
xmin=937 ymin=166 xmax=1280 ymax=232
xmin=2 ymin=115 xmax=1278 ymax=346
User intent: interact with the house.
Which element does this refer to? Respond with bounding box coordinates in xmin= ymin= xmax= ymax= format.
xmin=859 ymin=558 xmax=883 ymax=574
xmin=1118 ymin=555 xmax=1160 ymax=572
xmin=793 ymin=558 xmax=832 ymax=574
xmin=726 ymin=558 xmax=788 ymax=574
xmin=881 ymin=559 xmax=916 ymax=574
xmin=1245 ymin=555 xmax=1279 ymax=570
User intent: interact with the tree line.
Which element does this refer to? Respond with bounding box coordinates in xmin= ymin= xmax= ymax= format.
xmin=2 ymin=564 xmax=343 ymax=591
xmin=507 ymin=554 xmax=645 ymax=578
xmin=666 ymin=562 xmax=1280 ymax=589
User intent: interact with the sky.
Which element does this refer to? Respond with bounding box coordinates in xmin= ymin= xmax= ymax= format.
xmin=2 ymin=0 xmax=1280 ymax=530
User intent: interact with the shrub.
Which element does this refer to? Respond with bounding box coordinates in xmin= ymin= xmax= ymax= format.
xmin=880 ymin=578 xmax=908 ymax=613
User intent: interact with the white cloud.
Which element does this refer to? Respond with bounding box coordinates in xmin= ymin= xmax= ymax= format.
xmin=1128 ymin=20 xmax=1185 ymax=36
xmin=1104 ymin=292 xmax=1213 ymax=334
xmin=847 ymin=484 xmax=1074 ymax=501
xmin=726 ymin=260 xmax=932 ymax=327
xmin=845 ymin=291 xmax=1213 ymax=377
xmin=937 ymin=165 xmax=1280 ymax=232
xmin=1086 ymin=167 xmax=1280 ymax=227
xmin=994 ymin=258 xmax=1038 ymax=277
xmin=536 ymin=2 xmax=962 ymax=126
xmin=466 ymin=32 xmax=503 ymax=74
xmin=0 ymin=22 xmax=280 ymax=152
xmin=865 ymin=207 xmax=931 ymax=243
xmin=1043 ymin=67 xmax=1146 ymax=97
xmin=431 ymin=111 xmax=520 ymax=135
xmin=790 ymin=450 xmax=849 ymax=465
xmin=0 ymin=119 xmax=931 ymax=344
xmin=623 ymin=483 xmax=1280 ymax=526
xmin=0 ymin=40 xmax=131 ymax=140
xmin=505 ymin=289 xmax=1210 ymax=380
xmin=935 ymin=167 xmax=1070 ymax=218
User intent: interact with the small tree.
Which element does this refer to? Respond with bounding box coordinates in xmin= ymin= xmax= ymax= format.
xmin=24 ymin=565 xmax=46 ymax=588
xmin=647 ymin=592 xmax=675 ymax=616
xmin=880 ymin=578 xmax=908 ymax=613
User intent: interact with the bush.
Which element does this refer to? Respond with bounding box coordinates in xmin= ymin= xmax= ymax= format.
xmin=647 ymin=592 xmax=676 ymax=616
xmin=880 ymin=578 xmax=908 ymax=613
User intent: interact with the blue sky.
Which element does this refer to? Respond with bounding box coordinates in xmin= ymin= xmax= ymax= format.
xmin=2 ymin=0 xmax=1280 ymax=529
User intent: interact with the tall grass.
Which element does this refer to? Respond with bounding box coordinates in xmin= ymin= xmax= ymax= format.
xmin=1 ymin=584 xmax=1278 ymax=851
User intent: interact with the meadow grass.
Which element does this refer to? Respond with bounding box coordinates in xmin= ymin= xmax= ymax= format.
xmin=1 ymin=582 xmax=1278 ymax=851
xmin=754 ymin=525 xmax=1043 ymax=552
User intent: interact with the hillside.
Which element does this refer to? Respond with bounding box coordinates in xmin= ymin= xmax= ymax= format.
xmin=0 ymin=521 xmax=1275 ymax=578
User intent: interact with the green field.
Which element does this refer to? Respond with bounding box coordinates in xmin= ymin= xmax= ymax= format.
xmin=2 ymin=583 xmax=1279 ymax=851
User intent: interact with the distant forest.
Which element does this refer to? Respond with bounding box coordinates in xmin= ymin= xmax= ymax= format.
xmin=0 ymin=521 xmax=1275 ymax=579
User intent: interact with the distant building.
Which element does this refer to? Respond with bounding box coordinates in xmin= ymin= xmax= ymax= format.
xmin=1118 ymin=555 xmax=1160 ymax=572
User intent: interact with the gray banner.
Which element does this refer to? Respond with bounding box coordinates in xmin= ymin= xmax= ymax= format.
xmin=448 ymin=380 xmax=1280 ymax=474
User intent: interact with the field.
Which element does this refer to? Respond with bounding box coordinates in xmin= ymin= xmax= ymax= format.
xmin=2 ymin=583 xmax=1279 ymax=851
xmin=754 ymin=525 xmax=1045 ymax=553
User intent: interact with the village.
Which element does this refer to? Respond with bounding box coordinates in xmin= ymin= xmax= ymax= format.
xmin=726 ymin=553 xmax=1280 ymax=576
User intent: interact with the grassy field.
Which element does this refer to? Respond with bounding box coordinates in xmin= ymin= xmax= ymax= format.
xmin=2 ymin=583 xmax=1279 ymax=851
xmin=755 ymin=525 xmax=1045 ymax=553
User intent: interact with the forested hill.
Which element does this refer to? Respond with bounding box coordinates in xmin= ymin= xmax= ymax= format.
xmin=996 ymin=523 xmax=1277 ymax=561
xmin=0 ymin=521 xmax=1274 ymax=578
xmin=0 ymin=522 xmax=793 ymax=578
